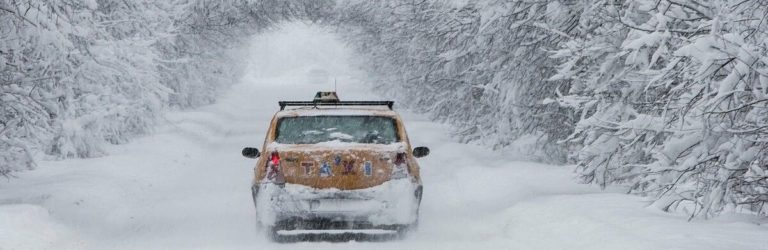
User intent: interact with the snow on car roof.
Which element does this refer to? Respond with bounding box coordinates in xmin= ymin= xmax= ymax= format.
xmin=275 ymin=106 xmax=399 ymax=118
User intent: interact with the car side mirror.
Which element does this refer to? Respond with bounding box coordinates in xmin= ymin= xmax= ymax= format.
xmin=242 ymin=147 xmax=260 ymax=158
xmin=413 ymin=146 xmax=430 ymax=158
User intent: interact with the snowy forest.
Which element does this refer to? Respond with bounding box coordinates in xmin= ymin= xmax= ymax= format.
xmin=2 ymin=0 xmax=767 ymax=222
xmin=0 ymin=0 xmax=330 ymax=170
xmin=334 ymin=0 xmax=768 ymax=219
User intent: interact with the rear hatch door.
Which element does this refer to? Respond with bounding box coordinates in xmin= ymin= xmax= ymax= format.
xmin=270 ymin=143 xmax=405 ymax=190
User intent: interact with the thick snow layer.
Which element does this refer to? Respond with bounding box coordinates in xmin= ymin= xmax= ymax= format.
xmin=278 ymin=229 xmax=395 ymax=235
xmin=256 ymin=178 xmax=418 ymax=226
xmin=0 ymin=205 xmax=85 ymax=249
xmin=276 ymin=108 xmax=398 ymax=118
xmin=0 ymin=23 xmax=766 ymax=250
xmin=267 ymin=141 xmax=406 ymax=152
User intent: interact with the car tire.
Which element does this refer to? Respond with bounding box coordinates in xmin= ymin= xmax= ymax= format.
xmin=395 ymin=225 xmax=410 ymax=240
xmin=266 ymin=225 xmax=284 ymax=242
xmin=394 ymin=216 xmax=420 ymax=239
xmin=251 ymin=185 xmax=259 ymax=208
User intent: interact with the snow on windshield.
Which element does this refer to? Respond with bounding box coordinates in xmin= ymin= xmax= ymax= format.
xmin=275 ymin=116 xmax=399 ymax=144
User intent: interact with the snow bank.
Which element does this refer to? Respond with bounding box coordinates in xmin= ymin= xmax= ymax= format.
xmin=0 ymin=204 xmax=84 ymax=249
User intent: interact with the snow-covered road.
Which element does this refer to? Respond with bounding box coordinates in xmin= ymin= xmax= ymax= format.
xmin=1 ymin=23 xmax=766 ymax=250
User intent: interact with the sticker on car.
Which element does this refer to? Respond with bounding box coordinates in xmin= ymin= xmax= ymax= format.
xmin=301 ymin=162 xmax=314 ymax=176
xmin=342 ymin=160 xmax=355 ymax=175
xmin=334 ymin=155 xmax=342 ymax=165
xmin=363 ymin=161 xmax=373 ymax=176
xmin=319 ymin=162 xmax=332 ymax=177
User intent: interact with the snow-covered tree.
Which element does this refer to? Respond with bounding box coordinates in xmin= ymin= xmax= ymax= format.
xmin=0 ymin=0 xmax=332 ymax=177
xmin=551 ymin=0 xmax=768 ymax=218
xmin=335 ymin=0 xmax=576 ymax=162
xmin=335 ymin=0 xmax=767 ymax=218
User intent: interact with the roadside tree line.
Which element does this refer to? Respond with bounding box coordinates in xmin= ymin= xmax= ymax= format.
xmin=333 ymin=0 xmax=768 ymax=218
xmin=0 ymin=0 xmax=331 ymax=176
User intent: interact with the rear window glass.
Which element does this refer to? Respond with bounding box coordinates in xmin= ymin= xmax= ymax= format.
xmin=275 ymin=116 xmax=399 ymax=144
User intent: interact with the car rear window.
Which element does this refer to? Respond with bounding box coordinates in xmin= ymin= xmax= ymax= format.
xmin=275 ymin=116 xmax=399 ymax=144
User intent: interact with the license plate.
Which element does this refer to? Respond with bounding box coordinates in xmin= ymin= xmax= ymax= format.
xmin=309 ymin=199 xmax=384 ymax=212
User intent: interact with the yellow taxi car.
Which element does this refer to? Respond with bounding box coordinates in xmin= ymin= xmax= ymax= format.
xmin=241 ymin=92 xmax=429 ymax=241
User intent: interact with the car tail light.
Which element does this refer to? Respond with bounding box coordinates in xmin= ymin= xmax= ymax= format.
xmin=270 ymin=151 xmax=280 ymax=166
xmin=266 ymin=151 xmax=285 ymax=185
xmin=391 ymin=152 xmax=408 ymax=179
xmin=395 ymin=152 xmax=406 ymax=165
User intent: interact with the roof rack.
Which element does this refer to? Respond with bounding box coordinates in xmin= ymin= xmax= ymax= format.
xmin=279 ymin=101 xmax=394 ymax=110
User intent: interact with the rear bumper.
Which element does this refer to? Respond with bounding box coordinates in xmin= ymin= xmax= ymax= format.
xmin=254 ymin=179 xmax=421 ymax=227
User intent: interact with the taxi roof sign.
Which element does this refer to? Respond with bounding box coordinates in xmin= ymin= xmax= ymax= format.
xmin=313 ymin=91 xmax=340 ymax=102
